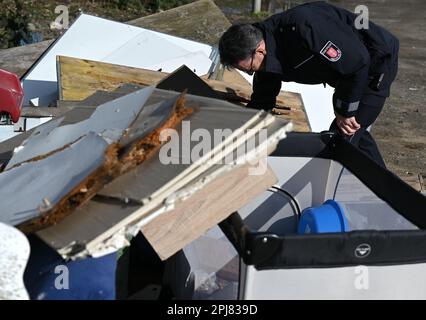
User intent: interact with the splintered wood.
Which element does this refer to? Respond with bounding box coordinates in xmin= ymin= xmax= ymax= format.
xmin=18 ymin=94 xmax=193 ymax=233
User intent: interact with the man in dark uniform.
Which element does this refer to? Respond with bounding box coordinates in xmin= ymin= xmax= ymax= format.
xmin=219 ymin=1 xmax=399 ymax=167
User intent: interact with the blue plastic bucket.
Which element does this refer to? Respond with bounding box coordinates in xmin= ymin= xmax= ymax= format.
xmin=297 ymin=199 xmax=349 ymax=234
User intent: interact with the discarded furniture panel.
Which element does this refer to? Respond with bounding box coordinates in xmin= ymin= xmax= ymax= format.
xmin=35 ymin=91 xmax=291 ymax=259
xmin=18 ymin=91 xmax=192 ymax=233
xmin=6 ymin=86 xmax=154 ymax=169
xmin=0 ymin=133 xmax=108 ymax=226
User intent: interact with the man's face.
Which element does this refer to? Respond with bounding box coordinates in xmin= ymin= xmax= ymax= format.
xmin=235 ymin=45 xmax=266 ymax=75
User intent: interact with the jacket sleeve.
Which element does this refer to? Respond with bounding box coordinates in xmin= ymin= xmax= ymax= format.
xmin=247 ymin=71 xmax=282 ymax=111
xmin=296 ymin=16 xmax=371 ymax=117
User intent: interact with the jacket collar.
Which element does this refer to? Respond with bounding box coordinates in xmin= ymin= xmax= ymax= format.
xmin=253 ymin=22 xmax=283 ymax=75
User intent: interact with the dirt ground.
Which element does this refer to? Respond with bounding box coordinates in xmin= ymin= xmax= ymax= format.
xmin=215 ymin=0 xmax=425 ymax=187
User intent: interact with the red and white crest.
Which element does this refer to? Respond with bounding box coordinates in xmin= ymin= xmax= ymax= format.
xmin=320 ymin=41 xmax=342 ymax=62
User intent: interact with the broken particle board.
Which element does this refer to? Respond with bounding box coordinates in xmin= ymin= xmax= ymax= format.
xmin=20 ymin=91 xmax=192 ymax=233
xmin=96 ymin=100 xmax=263 ymax=203
xmin=35 ymin=92 xmax=291 ymax=259
xmin=6 ymin=86 xmax=155 ymax=170
xmin=0 ymin=133 xmax=108 ymax=226
xmin=0 ymin=87 xmax=194 ymax=230
xmin=0 ymin=84 xmax=153 ymax=168
xmin=57 ymin=56 xmax=309 ymax=131
xmin=37 ymin=162 xmax=277 ymax=261
xmin=141 ymin=163 xmax=277 ymax=260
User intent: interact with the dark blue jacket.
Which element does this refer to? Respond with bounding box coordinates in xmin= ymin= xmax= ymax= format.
xmin=251 ymin=1 xmax=399 ymax=117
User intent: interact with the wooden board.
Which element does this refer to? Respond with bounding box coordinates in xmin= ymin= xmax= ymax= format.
xmin=218 ymin=68 xmax=251 ymax=87
xmin=128 ymin=0 xmax=231 ymax=45
xmin=57 ymin=56 xmax=167 ymax=101
xmin=205 ymin=78 xmax=310 ymax=132
xmin=141 ymin=163 xmax=277 ymax=260
xmin=222 ymin=68 xmax=251 ymax=86
xmin=58 ymin=55 xmax=310 ymax=132
xmin=0 ymin=40 xmax=54 ymax=77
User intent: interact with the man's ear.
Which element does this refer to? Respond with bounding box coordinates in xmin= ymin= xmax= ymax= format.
xmin=257 ymin=40 xmax=267 ymax=55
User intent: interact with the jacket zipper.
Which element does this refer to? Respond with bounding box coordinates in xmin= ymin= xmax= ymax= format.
xmin=293 ymin=54 xmax=314 ymax=69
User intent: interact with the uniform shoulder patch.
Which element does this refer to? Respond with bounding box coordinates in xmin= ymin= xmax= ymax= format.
xmin=320 ymin=41 xmax=342 ymax=62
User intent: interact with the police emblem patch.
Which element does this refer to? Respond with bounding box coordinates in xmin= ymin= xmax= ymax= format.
xmin=320 ymin=41 xmax=342 ymax=62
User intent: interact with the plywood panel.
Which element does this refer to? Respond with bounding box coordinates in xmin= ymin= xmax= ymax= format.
xmin=141 ymin=163 xmax=277 ymax=260
xmin=58 ymin=56 xmax=167 ymax=101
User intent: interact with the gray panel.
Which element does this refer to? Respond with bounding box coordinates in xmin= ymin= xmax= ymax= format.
xmin=17 ymin=116 xmax=64 ymax=148
xmin=37 ymin=197 xmax=139 ymax=256
xmin=37 ymin=98 xmax=289 ymax=258
xmin=0 ymin=107 xmax=96 ymax=167
xmin=98 ymin=95 xmax=259 ymax=202
xmin=6 ymin=86 xmax=154 ymax=169
xmin=0 ymin=133 xmax=108 ymax=226
xmin=119 ymin=95 xmax=179 ymax=147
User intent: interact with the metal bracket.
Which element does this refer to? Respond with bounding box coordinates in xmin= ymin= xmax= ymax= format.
xmin=243 ymin=231 xmax=282 ymax=266
xmin=220 ymin=212 xmax=283 ymax=266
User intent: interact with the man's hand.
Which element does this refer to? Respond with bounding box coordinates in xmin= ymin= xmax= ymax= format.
xmin=335 ymin=114 xmax=360 ymax=135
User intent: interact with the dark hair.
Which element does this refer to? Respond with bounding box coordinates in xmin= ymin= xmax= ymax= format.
xmin=219 ymin=24 xmax=264 ymax=67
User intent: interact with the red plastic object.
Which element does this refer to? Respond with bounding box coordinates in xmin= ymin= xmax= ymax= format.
xmin=0 ymin=69 xmax=23 ymax=123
